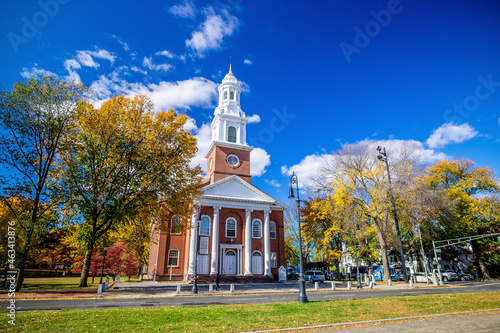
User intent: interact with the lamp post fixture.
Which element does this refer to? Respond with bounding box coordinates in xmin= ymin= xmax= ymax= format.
xmin=353 ymin=220 xmax=362 ymax=289
xmin=377 ymin=146 xmax=408 ymax=283
xmin=288 ymin=172 xmax=308 ymax=304
xmin=99 ymin=247 xmax=108 ymax=285
xmin=192 ymin=211 xmax=201 ymax=294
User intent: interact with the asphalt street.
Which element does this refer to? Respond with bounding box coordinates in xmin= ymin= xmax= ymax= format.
xmin=3 ymin=280 xmax=500 ymax=312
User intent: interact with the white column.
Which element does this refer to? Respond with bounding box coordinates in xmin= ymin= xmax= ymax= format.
xmin=187 ymin=212 xmax=198 ymax=275
xmin=264 ymin=210 xmax=271 ymax=276
xmin=244 ymin=209 xmax=252 ymax=275
xmin=210 ymin=207 xmax=220 ymax=275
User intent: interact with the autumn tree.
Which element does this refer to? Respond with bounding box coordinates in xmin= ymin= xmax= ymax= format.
xmin=318 ymin=142 xmax=421 ymax=282
xmin=421 ymin=160 xmax=500 ymax=278
xmin=0 ymin=76 xmax=86 ymax=290
xmin=301 ymin=195 xmax=343 ymax=275
xmin=59 ymin=95 xmax=201 ymax=287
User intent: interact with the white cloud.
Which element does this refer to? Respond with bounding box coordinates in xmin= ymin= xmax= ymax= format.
xmin=169 ymin=0 xmax=196 ymax=19
xmin=64 ymin=58 xmax=81 ymax=82
xmin=89 ymin=49 xmax=116 ymax=64
xmin=281 ymin=154 xmax=331 ymax=189
xmin=90 ymin=73 xmax=218 ymax=111
xmin=189 ymin=122 xmax=213 ymax=171
xmin=186 ymin=8 xmax=239 ymax=57
xmin=247 ymin=114 xmax=261 ymax=123
xmin=250 ymin=148 xmax=271 ymax=177
xmin=76 ymin=51 xmax=99 ymax=68
xmin=263 ymin=179 xmax=281 ymax=188
xmin=498 ymin=117 xmax=500 ymax=124
xmin=20 ymin=65 xmax=58 ymax=79
xmin=426 ymin=123 xmax=478 ymax=148
xmin=244 ymin=59 xmax=252 ymax=65
xmin=281 ymin=139 xmax=448 ymax=190
xmin=110 ymin=34 xmax=130 ymax=51
xmin=142 ymin=57 xmax=172 ymax=71
xmin=155 ymin=50 xmax=176 ymax=58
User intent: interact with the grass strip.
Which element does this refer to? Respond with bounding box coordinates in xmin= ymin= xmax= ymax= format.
xmin=1 ymin=292 xmax=499 ymax=332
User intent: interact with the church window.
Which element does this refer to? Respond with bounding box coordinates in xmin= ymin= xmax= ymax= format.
xmin=199 ymin=215 xmax=210 ymax=236
xmin=168 ymin=250 xmax=179 ymax=267
xmin=223 ymin=91 xmax=228 ymax=100
xmin=270 ymin=252 xmax=277 ymax=268
xmin=209 ymin=158 xmax=213 ymax=170
xmin=270 ymin=222 xmax=276 ymax=239
xmin=252 ymin=219 xmax=262 ymax=239
xmin=228 ymin=126 xmax=237 ymax=143
xmin=227 ymin=154 xmax=239 ymax=167
xmin=171 ymin=216 xmax=181 ymax=234
xmin=226 ymin=218 xmax=237 ymax=238
xmin=230 ymin=91 xmax=234 ymax=100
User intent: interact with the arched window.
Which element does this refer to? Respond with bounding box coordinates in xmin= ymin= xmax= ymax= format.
xmin=223 ymin=90 xmax=228 ymax=100
xmin=252 ymin=219 xmax=262 ymax=239
xmin=226 ymin=218 xmax=236 ymax=238
xmin=270 ymin=222 xmax=276 ymax=239
xmin=168 ymin=250 xmax=179 ymax=267
xmin=171 ymin=215 xmax=181 ymax=234
xmin=199 ymin=215 xmax=210 ymax=236
xmin=230 ymin=91 xmax=234 ymax=100
xmin=227 ymin=126 xmax=237 ymax=143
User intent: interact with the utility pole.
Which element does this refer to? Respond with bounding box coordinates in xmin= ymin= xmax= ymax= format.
xmin=377 ymin=146 xmax=409 ymax=283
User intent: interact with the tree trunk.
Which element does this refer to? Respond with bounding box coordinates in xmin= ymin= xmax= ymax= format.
xmin=14 ymin=230 xmax=34 ymax=292
xmin=79 ymin=237 xmax=96 ymax=287
xmin=471 ymin=241 xmax=491 ymax=280
xmin=374 ymin=217 xmax=391 ymax=282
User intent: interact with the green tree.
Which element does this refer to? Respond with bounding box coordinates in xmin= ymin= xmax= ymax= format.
xmin=0 ymin=76 xmax=86 ymax=290
xmin=59 ymin=95 xmax=201 ymax=287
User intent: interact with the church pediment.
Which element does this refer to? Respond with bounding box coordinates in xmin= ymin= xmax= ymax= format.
xmin=201 ymin=175 xmax=285 ymax=208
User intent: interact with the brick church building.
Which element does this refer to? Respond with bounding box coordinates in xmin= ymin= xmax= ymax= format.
xmin=148 ymin=66 xmax=286 ymax=282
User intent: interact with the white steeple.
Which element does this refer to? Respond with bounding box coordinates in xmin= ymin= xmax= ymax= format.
xmin=210 ymin=66 xmax=249 ymax=146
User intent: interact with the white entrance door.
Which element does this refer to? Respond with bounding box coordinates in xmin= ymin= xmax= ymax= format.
xmin=197 ymin=254 xmax=209 ymax=274
xmin=252 ymin=252 xmax=263 ymax=275
xmin=224 ymin=250 xmax=237 ymax=275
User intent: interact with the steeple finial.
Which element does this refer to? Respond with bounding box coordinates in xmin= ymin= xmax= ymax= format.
xmin=229 ymin=56 xmax=232 ymax=73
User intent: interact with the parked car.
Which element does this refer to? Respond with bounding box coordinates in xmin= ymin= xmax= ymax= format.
xmin=414 ymin=272 xmax=432 ymax=283
xmin=456 ymin=271 xmax=474 ymax=281
xmin=304 ymin=270 xmax=325 ymax=283
xmin=440 ymin=270 xmax=459 ymax=282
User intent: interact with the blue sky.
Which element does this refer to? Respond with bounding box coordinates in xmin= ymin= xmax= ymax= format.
xmin=1 ymin=0 xmax=499 ymax=202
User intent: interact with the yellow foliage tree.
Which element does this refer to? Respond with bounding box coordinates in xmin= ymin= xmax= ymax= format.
xmin=59 ymin=95 xmax=202 ymax=287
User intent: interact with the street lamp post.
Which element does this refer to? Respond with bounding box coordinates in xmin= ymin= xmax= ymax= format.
xmin=377 ymin=146 xmax=409 ymax=284
xmin=353 ymin=221 xmax=362 ymax=288
xmin=192 ymin=212 xmax=201 ymax=294
xmin=99 ymin=247 xmax=108 ymax=285
xmin=288 ymin=172 xmax=308 ymax=304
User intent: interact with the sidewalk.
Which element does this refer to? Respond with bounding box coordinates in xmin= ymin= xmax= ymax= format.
xmin=0 ymin=280 xmax=446 ymax=299
xmin=106 ymin=280 xmax=441 ymax=298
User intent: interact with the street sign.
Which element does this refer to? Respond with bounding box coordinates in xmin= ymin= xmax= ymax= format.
xmin=436 ymin=249 xmax=441 ymax=253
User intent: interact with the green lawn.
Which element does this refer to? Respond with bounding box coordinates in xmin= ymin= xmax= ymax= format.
xmin=1 ymin=292 xmax=499 ymax=332
xmin=14 ymin=270 xmax=139 ymax=290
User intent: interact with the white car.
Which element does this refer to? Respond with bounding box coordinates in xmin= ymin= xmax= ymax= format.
xmin=414 ymin=272 xmax=432 ymax=283
xmin=304 ymin=271 xmax=325 ymax=283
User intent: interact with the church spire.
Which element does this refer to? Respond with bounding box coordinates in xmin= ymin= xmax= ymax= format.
xmin=229 ymin=56 xmax=232 ymax=74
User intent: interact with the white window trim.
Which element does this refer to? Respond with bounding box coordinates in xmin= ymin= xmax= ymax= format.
xmin=252 ymin=219 xmax=262 ymax=239
xmin=252 ymin=250 xmax=262 ymax=257
xmin=168 ymin=249 xmax=179 ymax=267
xmin=270 ymin=252 xmax=277 ymax=268
xmin=199 ymin=215 xmax=211 ymax=236
xmin=226 ymin=217 xmax=237 ymax=238
xmin=270 ymin=221 xmax=276 ymax=239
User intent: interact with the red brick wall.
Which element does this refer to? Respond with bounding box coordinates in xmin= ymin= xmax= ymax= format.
xmin=206 ymin=145 xmax=251 ymax=184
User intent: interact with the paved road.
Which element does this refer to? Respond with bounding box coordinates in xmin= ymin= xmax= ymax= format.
xmin=3 ymin=280 xmax=499 ymax=312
